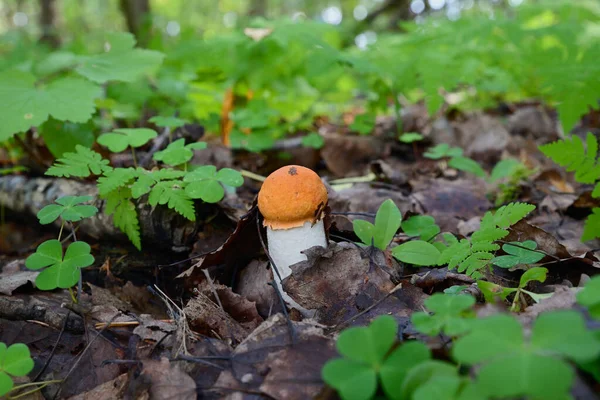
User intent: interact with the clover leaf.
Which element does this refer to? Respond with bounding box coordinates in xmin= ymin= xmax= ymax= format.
xmin=411 ymin=293 xmax=475 ymax=336
xmin=183 ymin=166 xmax=243 ymax=203
xmin=36 ymin=195 xmax=98 ymax=225
xmin=353 ymin=199 xmax=401 ymax=251
xmin=423 ymin=143 xmax=463 ymax=159
xmin=0 ymin=343 xmax=34 ymax=397
xmin=401 ymin=215 xmax=440 ymax=241
xmin=97 ymin=128 xmax=157 ymax=153
xmin=322 ymin=315 xmax=397 ymax=400
xmin=492 ymin=240 xmax=545 ymax=268
xmin=149 ymin=115 xmax=186 ymax=128
xmin=577 ymin=275 xmax=600 ymax=319
xmin=25 ymin=240 xmax=94 ymax=290
xmin=153 ymin=138 xmax=207 ymax=166
xmin=399 ymin=132 xmax=424 ymax=143
xmin=453 ymin=311 xmax=600 ymax=400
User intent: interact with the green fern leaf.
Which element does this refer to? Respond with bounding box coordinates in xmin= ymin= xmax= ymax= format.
xmin=459 ymin=252 xmax=494 ymax=276
xmin=130 ymin=169 xmax=187 ymax=199
xmin=148 ymin=181 xmax=195 ymax=221
xmin=97 ymin=168 xmax=139 ymax=196
xmin=493 ymin=202 xmax=536 ymax=228
xmin=540 ymin=133 xmax=600 ymax=184
xmin=46 ymin=145 xmax=112 ymax=178
xmin=582 ymin=208 xmax=600 ymax=242
xmin=472 ymin=227 xmax=509 ymax=243
xmin=471 ymin=242 xmax=500 ymax=253
xmin=438 ymin=239 xmax=471 ymax=268
xmin=105 ymin=188 xmax=141 ymax=250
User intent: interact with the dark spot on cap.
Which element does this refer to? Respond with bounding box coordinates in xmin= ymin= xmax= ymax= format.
xmin=288 ymin=167 xmax=298 ymax=176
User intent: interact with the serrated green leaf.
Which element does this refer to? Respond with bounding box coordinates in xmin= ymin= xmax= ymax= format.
xmin=104 ymin=188 xmax=141 ymax=250
xmin=46 ymin=145 xmax=111 ymax=178
xmin=75 ymin=33 xmax=164 ymax=83
xmin=97 ymin=168 xmax=138 ymax=196
xmin=0 ymin=71 xmax=101 ymax=141
xmin=493 ymin=202 xmax=536 ymax=228
xmin=582 ymin=207 xmax=600 ymax=241
xmin=148 ymin=181 xmax=195 ymax=221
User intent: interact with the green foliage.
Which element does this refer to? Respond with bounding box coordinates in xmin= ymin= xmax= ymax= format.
xmin=401 ymin=215 xmax=440 ymax=241
xmin=437 ymin=203 xmax=535 ymax=277
xmin=447 ymin=156 xmax=486 ymax=178
xmin=0 ymin=343 xmax=34 ymax=397
xmin=40 ymin=119 xmax=96 ymax=158
xmin=540 ymin=132 xmax=600 ymax=241
xmin=0 ymin=71 xmax=101 ymax=142
xmin=153 ymin=138 xmax=207 ymax=166
xmin=301 ymin=133 xmax=325 ymax=149
xmin=411 ymin=294 xmax=475 ymax=336
xmin=25 ymin=239 xmax=94 ymax=290
xmin=491 ymin=240 xmax=545 ymax=268
xmin=423 ymin=144 xmax=463 ymax=160
xmin=74 ymin=33 xmax=164 ymax=84
xmin=149 ymin=116 xmax=186 ymax=128
xmin=392 ymin=240 xmax=441 ymax=267
xmin=478 ymin=267 xmax=549 ymax=311
xmin=577 ymin=276 xmax=600 ymax=319
xmin=350 ymin=113 xmax=376 ymax=135
xmin=398 ymin=132 xmax=423 ymax=144
xmin=97 ymin=128 xmax=158 ymax=153
xmin=104 ymin=188 xmax=141 ymax=250
xmin=453 ymin=311 xmax=600 ymax=400
xmin=46 ymin=145 xmax=112 ymax=178
xmin=184 ymin=165 xmax=244 ymax=203
xmin=37 ymin=195 xmax=98 ymax=225
xmin=322 ymin=315 xmax=454 ymax=400
xmin=352 ymin=199 xmax=401 ymax=250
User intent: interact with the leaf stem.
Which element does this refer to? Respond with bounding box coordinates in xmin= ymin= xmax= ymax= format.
xmin=131 ymin=146 xmax=138 ymax=168
xmin=8 ymin=380 xmax=63 ymax=399
xmin=58 ymin=220 xmax=65 ymax=241
xmin=68 ymin=286 xmax=78 ymax=304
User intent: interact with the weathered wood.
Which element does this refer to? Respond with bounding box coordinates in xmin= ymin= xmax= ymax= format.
xmin=0 ymin=175 xmax=217 ymax=251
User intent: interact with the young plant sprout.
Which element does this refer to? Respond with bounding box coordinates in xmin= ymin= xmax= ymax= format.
xmin=258 ymin=165 xmax=328 ymax=313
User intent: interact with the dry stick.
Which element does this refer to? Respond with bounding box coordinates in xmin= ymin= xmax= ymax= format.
xmin=202 ymin=269 xmax=224 ymax=311
xmin=333 ymin=282 xmax=403 ymax=331
xmin=51 ymin=314 xmax=118 ymax=400
xmin=256 ymin=216 xmax=298 ymax=345
xmin=32 ymin=311 xmax=71 ymax=382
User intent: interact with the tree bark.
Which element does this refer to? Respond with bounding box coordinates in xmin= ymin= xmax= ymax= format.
xmin=118 ymin=0 xmax=151 ymax=46
xmin=39 ymin=0 xmax=60 ymax=48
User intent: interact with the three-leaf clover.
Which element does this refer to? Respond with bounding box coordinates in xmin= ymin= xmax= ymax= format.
xmin=353 ymin=199 xmax=401 ymax=251
xmin=25 ymin=240 xmax=94 ymax=290
xmin=322 ymin=315 xmax=433 ymax=400
xmin=453 ymin=311 xmax=600 ymax=400
xmin=97 ymin=128 xmax=157 ymax=153
xmin=577 ymin=275 xmax=600 ymax=319
xmin=411 ymin=293 xmax=475 ymax=336
xmin=184 ymin=166 xmax=244 ymax=203
xmin=492 ymin=240 xmax=545 ymax=268
xmin=37 ymin=195 xmax=98 ymax=225
xmin=153 ymin=139 xmax=207 ymax=166
xmin=0 ymin=343 xmax=34 ymax=397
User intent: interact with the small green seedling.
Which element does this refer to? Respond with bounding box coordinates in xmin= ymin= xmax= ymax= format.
xmin=153 ymin=138 xmax=207 ymax=167
xmin=447 ymin=156 xmax=486 ymax=178
xmin=36 ymin=195 xmax=98 ymax=225
xmin=411 ymin=293 xmax=475 ymax=336
xmin=97 ymin=128 xmax=157 ymax=166
xmin=183 ymin=165 xmax=244 ymax=203
xmin=453 ymin=311 xmax=600 ymax=400
xmin=0 ymin=343 xmax=35 ymax=397
xmin=576 ymin=275 xmax=600 ymax=319
xmin=352 ymin=199 xmax=401 ymax=251
xmin=477 ymin=266 xmax=550 ymax=311
xmin=349 ymin=113 xmax=376 ymax=135
xmin=491 ymin=240 xmax=545 ymax=268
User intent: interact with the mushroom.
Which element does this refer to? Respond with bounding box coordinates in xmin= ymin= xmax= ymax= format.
xmin=257 ymin=165 xmax=328 ymax=313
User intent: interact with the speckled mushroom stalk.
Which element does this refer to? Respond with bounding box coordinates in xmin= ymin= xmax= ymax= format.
xmin=257 ymin=165 xmax=328 ymax=313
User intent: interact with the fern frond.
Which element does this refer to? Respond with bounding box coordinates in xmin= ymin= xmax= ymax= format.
xmin=472 ymin=227 xmax=509 ymax=243
xmin=438 ymin=239 xmax=470 ymax=268
xmin=97 ymin=168 xmax=139 ymax=196
xmin=148 ymin=181 xmax=196 ymax=221
xmin=471 ymin=242 xmax=500 ymax=252
xmin=46 ymin=145 xmax=112 ymax=178
xmin=582 ymin=208 xmax=600 ymax=242
xmin=104 ymin=188 xmax=141 ymax=250
xmin=458 ymin=252 xmax=494 ymax=276
xmin=540 ymin=133 xmax=600 ymax=184
xmin=493 ymin=202 xmax=536 ymax=228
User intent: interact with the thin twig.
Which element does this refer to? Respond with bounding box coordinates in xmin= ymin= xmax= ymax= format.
xmin=32 ymin=311 xmax=70 ymax=382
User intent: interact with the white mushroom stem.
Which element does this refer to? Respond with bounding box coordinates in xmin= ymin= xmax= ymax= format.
xmin=267 ymin=219 xmax=327 ymax=314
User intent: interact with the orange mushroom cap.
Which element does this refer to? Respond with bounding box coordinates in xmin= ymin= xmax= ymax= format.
xmin=258 ymin=165 xmax=328 ymax=230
